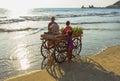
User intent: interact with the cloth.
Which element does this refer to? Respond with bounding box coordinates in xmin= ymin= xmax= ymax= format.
xmin=67 ymin=36 xmax=74 ymax=49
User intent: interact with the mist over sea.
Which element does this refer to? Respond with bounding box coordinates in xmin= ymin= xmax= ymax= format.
xmin=0 ymin=8 xmax=120 ymax=80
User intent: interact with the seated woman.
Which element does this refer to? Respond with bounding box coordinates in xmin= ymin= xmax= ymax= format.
xmin=63 ymin=21 xmax=74 ymax=60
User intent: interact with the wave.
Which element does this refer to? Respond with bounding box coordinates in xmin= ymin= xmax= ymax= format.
xmin=20 ymin=12 xmax=120 ymax=21
xmin=0 ymin=11 xmax=120 ymax=24
xmin=56 ymin=13 xmax=120 ymax=18
xmin=20 ymin=16 xmax=50 ymax=21
xmin=25 ymin=43 xmax=41 ymax=48
xmin=28 ymin=28 xmax=46 ymax=35
xmin=0 ymin=17 xmax=7 ymax=18
xmin=0 ymin=18 xmax=25 ymax=24
xmin=59 ymin=21 xmax=120 ymax=25
xmin=0 ymin=16 xmax=49 ymax=24
xmin=80 ymin=21 xmax=120 ymax=24
xmin=84 ymin=28 xmax=120 ymax=31
xmin=0 ymin=27 xmax=38 ymax=32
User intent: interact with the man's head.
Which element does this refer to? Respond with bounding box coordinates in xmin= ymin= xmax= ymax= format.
xmin=51 ymin=16 xmax=55 ymax=22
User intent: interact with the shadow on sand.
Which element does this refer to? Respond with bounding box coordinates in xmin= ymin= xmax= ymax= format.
xmin=41 ymin=56 xmax=120 ymax=81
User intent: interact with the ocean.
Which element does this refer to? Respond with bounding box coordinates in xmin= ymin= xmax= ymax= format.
xmin=0 ymin=8 xmax=120 ymax=80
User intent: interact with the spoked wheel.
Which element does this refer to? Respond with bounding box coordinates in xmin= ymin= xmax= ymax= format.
xmin=54 ymin=41 xmax=67 ymax=63
xmin=72 ymin=37 xmax=82 ymax=56
xmin=41 ymin=40 xmax=54 ymax=58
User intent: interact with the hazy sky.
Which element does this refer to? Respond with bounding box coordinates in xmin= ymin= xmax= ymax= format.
xmin=0 ymin=0 xmax=119 ymax=9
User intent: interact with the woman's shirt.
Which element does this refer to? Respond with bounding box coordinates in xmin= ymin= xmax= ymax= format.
xmin=63 ymin=26 xmax=72 ymax=34
xmin=63 ymin=26 xmax=74 ymax=49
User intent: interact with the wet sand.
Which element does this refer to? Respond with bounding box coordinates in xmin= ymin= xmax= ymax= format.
xmin=5 ymin=45 xmax=120 ymax=81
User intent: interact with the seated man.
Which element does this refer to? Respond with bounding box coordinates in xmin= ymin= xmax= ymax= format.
xmin=48 ymin=16 xmax=60 ymax=48
xmin=48 ymin=16 xmax=59 ymax=35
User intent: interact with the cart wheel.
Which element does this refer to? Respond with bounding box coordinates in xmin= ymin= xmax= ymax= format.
xmin=41 ymin=40 xmax=54 ymax=58
xmin=72 ymin=37 xmax=82 ymax=56
xmin=54 ymin=41 xmax=67 ymax=63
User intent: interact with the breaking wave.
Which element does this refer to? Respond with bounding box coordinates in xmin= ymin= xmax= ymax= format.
xmin=0 ymin=27 xmax=38 ymax=32
xmin=84 ymin=28 xmax=120 ymax=31
xmin=0 ymin=18 xmax=25 ymax=24
xmin=0 ymin=10 xmax=120 ymax=24
xmin=59 ymin=21 xmax=120 ymax=25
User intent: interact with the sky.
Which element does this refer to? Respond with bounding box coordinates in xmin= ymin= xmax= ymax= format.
xmin=0 ymin=0 xmax=119 ymax=9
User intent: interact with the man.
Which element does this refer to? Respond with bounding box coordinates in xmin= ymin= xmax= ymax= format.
xmin=47 ymin=16 xmax=60 ymax=48
xmin=48 ymin=16 xmax=59 ymax=35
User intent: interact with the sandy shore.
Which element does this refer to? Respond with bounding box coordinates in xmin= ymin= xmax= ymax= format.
xmin=91 ymin=45 xmax=120 ymax=76
xmin=5 ymin=45 xmax=120 ymax=81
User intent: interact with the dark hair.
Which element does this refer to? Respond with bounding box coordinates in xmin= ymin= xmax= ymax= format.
xmin=66 ymin=21 xmax=70 ymax=25
xmin=51 ymin=16 xmax=55 ymax=20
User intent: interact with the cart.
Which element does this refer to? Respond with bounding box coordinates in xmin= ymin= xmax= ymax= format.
xmin=40 ymin=32 xmax=82 ymax=63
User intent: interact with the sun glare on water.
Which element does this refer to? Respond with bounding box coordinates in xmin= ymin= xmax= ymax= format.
xmin=8 ymin=8 xmax=30 ymax=18
xmin=3 ymin=0 xmax=32 ymax=18
xmin=10 ymin=32 xmax=30 ymax=70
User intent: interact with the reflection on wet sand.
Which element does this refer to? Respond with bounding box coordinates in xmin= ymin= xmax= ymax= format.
xmin=10 ymin=32 xmax=30 ymax=70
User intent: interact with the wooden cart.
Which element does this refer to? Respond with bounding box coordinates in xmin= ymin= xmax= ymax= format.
xmin=40 ymin=32 xmax=82 ymax=63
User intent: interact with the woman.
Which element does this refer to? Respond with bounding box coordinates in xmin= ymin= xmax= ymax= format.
xmin=63 ymin=21 xmax=74 ymax=60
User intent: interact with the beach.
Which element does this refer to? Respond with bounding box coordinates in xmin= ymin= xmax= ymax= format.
xmin=91 ymin=45 xmax=120 ymax=76
xmin=0 ymin=8 xmax=120 ymax=80
xmin=5 ymin=45 xmax=120 ymax=81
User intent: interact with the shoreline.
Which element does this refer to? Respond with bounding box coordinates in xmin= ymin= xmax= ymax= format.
xmin=5 ymin=44 xmax=120 ymax=81
xmin=92 ymin=44 xmax=118 ymax=57
xmin=91 ymin=44 xmax=120 ymax=76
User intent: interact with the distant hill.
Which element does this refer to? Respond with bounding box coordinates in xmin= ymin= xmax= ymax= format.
xmin=106 ymin=0 xmax=120 ymax=8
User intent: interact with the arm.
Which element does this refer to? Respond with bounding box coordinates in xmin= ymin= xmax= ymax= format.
xmin=48 ymin=22 xmax=52 ymax=32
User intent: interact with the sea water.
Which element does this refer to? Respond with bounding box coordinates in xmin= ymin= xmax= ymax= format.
xmin=0 ymin=8 xmax=120 ymax=80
